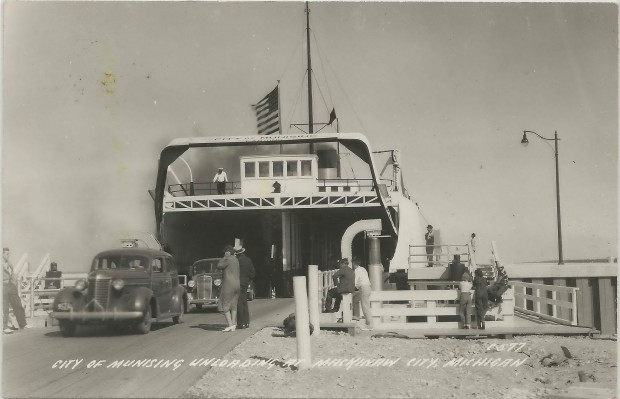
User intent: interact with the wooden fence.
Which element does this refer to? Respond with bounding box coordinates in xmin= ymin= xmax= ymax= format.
xmin=369 ymin=288 xmax=514 ymax=330
xmin=511 ymin=281 xmax=578 ymax=326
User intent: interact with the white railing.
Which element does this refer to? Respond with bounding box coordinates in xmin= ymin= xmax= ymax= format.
xmin=369 ymin=288 xmax=514 ymax=330
xmin=511 ymin=281 xmax=578 ymax=326
xmin=317 ymin=270 xmax=337 ymax=309
xmin=409 ymin=244 xmax=472 ymax=268
xmin=19 ymin=274 xmax=88 ymax=317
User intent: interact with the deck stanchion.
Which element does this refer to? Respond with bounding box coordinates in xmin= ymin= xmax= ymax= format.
xmin=368 ymin=236 xmax=383 ymax=291
xmin=308 ymin=265 xmax=320 ymax=336
xmin=293 ymin=276 xmax=311 ymax=370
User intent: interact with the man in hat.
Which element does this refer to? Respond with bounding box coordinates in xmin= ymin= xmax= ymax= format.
xmin=235 ymin=244 xmax=255 ymax=329
xmin=3 ymin=248 xmax=29 ymax=333
xmin=213 ymin=167 xmax=228 ymax=195
xmin=425 ymin=225 xmax=435 ymax=267
xmin=323 ymin=258 xmax=355 ymax=313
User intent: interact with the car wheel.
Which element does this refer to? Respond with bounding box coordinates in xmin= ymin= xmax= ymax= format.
xmin=172 ymin=301 xmax=184 ymax=324
xmin=135 ymin=305 xmax=152 ymax=334
xmin=58 ymin=320 xmax=77 ymax=337
xmin=195 ymin=304 xmax=203 ymax=311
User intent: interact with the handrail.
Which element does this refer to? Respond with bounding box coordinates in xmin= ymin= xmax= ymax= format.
xmin=408 ymin=244 xmax=471 ymax=267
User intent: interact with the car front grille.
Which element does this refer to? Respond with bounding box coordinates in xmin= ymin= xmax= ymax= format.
xmin=88 ymin=278 xmax=111 ymax=309
xmin=194 ymin=275 xmax=212 ymax=300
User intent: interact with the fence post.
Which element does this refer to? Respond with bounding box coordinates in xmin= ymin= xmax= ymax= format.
xmin=308 ymin=265 xmax=320 ymax=336
xmin=293 ymin=276 xmax=311 ymax=370
xmin=534 ymin=287 xmax=541 ymax=314
xmin=571 ymin=288 xmax=578 ymax=325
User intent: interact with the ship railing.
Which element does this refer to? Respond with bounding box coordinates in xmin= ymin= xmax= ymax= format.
xmin=510 ymin=281 xmax=579 ymax=326
xmin=409 ymin=244 xmax=472 ymax=269
xmin=168 ymin=182 xmax=241 ymax=196
xmin=168 ymin=178 xmax=393 ymax=197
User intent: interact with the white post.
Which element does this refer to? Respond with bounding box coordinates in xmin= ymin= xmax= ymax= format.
xmin=293 ymin=276 xmax=311 ymax=370
xmin=534 ymin=287 xmax=541 ymax=314
xmin=308 ymin=265 xmax=320 ymax=336
xmin=571 ymin=288 xmax=578 ymax=325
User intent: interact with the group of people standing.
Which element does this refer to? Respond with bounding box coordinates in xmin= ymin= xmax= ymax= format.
xmin=457 ymin=268 xmax=490 ymax=330
xmin=215 ymin=244 xmax=255 ymax=332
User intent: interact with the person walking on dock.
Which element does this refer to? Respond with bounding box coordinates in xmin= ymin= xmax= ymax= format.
xmin=213 ymin=167 xmax=228 ymax=195
xmin=235 ymin=244 xmax=255 ymax=329
xmin=216 ymin=245 xmax=240 ymax=332
xmin=3 ymin=248 xmax=29 ymax=333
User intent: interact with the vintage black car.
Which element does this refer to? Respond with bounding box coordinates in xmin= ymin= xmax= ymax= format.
xmin=51 ymin=248 xmax=186 ymax=336
xmin=186 ymin=258 xmax=254 ymax=311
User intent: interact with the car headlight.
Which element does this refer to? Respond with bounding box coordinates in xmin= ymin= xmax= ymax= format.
xmin=112 ymin=279 xmax=125 ymax=291
xmin=188 ymin=280 xmax=195 ymax=288
xmin=75 ymin=279 xmax=88 ymax=291
xmin=213 ymin=279 xmax=222 ymax=287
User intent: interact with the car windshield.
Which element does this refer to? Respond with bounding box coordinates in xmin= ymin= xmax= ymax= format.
xmin=192 ymin=260 xmax=219 ymax=275
xmin=92 ymin=255 xmax=149 ymax=271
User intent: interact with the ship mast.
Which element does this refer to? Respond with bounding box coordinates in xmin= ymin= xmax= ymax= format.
xmin=306 ymin=2 xmax=315 ymax=152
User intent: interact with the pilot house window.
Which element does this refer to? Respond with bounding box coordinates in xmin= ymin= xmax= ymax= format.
xmin=258 ymin=162 xmax=269 ymax=177
xmin=273 ymin=161 xmax=284 ymax=177
xmin=287 ymin=161 xmax=298 ymax=177
xmin=244 ymin=162 xmax=256 ymax=178
xmin=301 ymin=160 xmax=312 ymax=176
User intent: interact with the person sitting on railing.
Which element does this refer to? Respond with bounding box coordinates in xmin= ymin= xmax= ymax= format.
xmin=323 ymin=258 xmax=355 ymax=313
xmin=487 ymin=266 xmax=509 ymax=304
xmin=44 ymin=262 xmax=62 ymax=289
xmin=448 ymin=254 xmax=466 ymax=282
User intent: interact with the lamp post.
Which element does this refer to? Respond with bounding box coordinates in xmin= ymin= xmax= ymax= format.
xmin=520 ymin=130 xmax=564 ymax=265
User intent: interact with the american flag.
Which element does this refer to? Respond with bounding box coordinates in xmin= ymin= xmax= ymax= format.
xmin=252 ymin=85 xmax=280 ymax=135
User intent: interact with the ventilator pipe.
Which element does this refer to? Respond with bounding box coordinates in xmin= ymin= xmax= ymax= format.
xmin=293 ymin=276 xmax=312 ymax=370
xmin=340 ymin=219 xmax=382 ymax=262
xmin=368 ymin=236 xmax=383 ymax=291
xmin=307 ymin=265 xmax=320 ymax=336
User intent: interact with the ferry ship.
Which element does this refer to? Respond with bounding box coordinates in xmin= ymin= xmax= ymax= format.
xmin=153 ymin=132 xmax=427 ymax=297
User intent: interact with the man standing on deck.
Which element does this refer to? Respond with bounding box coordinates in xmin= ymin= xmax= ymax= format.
xmin=213 ymin=167 xmax=228 ymax=195
xmin=323 ymin=258 xmax=355 ymax=313
xmin=425 ymin=225 xmax=435 ymax=267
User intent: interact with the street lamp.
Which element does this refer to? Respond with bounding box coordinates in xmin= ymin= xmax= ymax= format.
xmin=520 ymin=130 xmax=564 ymax=265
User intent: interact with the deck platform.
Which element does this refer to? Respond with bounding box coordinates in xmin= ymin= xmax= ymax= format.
xmin=361 ymin=313 xmax=597 ymax=339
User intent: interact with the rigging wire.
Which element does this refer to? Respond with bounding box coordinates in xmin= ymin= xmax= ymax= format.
xmin=310 ymin=30 xmax=335 ymax=113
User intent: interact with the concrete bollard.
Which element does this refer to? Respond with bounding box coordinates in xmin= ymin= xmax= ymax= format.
xmin=293 ymin=276 xmax=312 ymax=370
xmin=307 ymin=265 xmax=320 ymax=336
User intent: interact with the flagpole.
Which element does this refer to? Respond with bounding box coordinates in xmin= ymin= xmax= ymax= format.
xmin=306 ymin=1 xmax=314 ymax=153
xmin=277 ymin=80 xmax=283 ymax=154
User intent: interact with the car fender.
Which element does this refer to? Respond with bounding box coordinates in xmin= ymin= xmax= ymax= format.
xmin=52 ymin=288 xmax=87 ymax=311
xmin=170 ymin=285 xmax=186 ymax=313
xmin=124 ymin=286 xmax=154 ymax=313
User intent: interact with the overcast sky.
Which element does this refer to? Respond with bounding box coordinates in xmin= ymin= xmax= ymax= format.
xmin=2 ymin=1 xmax=617 ymax=272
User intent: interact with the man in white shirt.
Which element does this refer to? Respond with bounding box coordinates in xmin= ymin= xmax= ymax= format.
xmin=213 ymin=167 xmax=228 ymax=195
xmin=352 ymin=257 xmax=373 ymax=330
